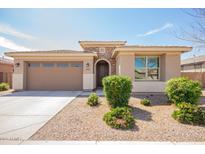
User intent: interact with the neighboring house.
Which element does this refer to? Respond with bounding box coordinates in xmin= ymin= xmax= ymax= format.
xmin=0 ymin=56 xmax=14 ymax=87
xmin=5 ymin=41 xmax=192 ymax=92
xmin=181 ymin=55 xmax=205 ymax=72
xmin=181 ymin=55 xmax=205 ymax=88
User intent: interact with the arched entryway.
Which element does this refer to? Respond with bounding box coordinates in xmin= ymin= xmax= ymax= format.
xmin=96 ymin=60 xmax=110 ymax=87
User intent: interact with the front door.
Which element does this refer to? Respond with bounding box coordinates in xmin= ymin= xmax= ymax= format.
xmin=96 ymin=60 xmax=109 ymax=87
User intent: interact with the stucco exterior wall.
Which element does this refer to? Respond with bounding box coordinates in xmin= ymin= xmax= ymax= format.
xmin=133 ymin=81 xmax=166 ymax=92
xmin=116 ymin=54 xmax=135 ymax=80
xmin=116 ymin=53 xmax=181 ymax=92
xmin=83 ymin=59 xmax=95 ymax=90
xmin=164 ymin=54 xmax=181 ymax=80
xmin=12 ymin=60 xmax=25 ymax=90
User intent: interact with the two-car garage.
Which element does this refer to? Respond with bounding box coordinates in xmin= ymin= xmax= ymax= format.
xmin=26 ymin=61 xmax=83 ymax=90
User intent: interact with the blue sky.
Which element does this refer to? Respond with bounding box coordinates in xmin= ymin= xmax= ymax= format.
xmin=0 ymin=8 xmax=204 ymax=59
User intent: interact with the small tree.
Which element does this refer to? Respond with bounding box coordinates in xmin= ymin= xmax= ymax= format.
xmin=102 ymin=75 xmax=132 ymax=108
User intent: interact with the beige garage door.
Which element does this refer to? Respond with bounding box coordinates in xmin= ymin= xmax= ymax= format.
xmin=27 ymin=62 xmax=83 ymax=90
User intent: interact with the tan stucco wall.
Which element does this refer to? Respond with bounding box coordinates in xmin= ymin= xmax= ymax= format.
xmin=133 ymin=81 xmax=166 ymax=92
xmin=12 ymin=59 xmax=25 ymax=90
xmin=116 ymin=52 xmax=181 ymax=92
xmin=116 ymin=54 xmax=135 ymax=81
xmin=163 ymin=54 xmax=181 ymax=80
xmin=83 ymin=59 xmax=95 ymax=90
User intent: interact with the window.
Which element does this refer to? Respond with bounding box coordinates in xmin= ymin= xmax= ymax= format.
xmin=57 ymin=63 xmax=69 ymax=68
xmin=42 ymin=63 xmax=54 ymax=67
xmin=71 ymin=63 xmax=82 ymax=68
xmin=135 ymin=56 xmax=159 ymax=80
xmin=29 ymin=63 xmax=40 ymax=67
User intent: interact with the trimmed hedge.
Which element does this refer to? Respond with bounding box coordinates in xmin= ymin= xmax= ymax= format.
xmin=103 ymin=107 xmax=135 ymax=129
xmin=0 ymin=82 xmax=9 ymax=91
xmin=172 ymin=102 xmax=205 ymax=125
xmin=102 ymin=75 xmax=132 ymax=108
xmin=165 ymin=77 xmax=201 ymax=105
xmin=87 ymin=93 xmax=99 ymax=106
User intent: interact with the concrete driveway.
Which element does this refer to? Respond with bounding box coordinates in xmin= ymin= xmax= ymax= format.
xmin=0 ymin=91 xmax=81 ymax=142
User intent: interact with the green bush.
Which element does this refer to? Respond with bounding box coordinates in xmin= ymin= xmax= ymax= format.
xmin=172 ymin=102 xmax=205 ymax=125
xmin=103 ymin=107 xmax=135 ymax=129
xmin=165 ymin=77 xmax=202 ymax=105
xmin=0 ymin=82 xmax=10 ymax=91
xmin=87 ymin=93 xmax=99 ymax=106
xmin=102 ymin=75 xmax=132 ymax=108
xmin=141 ymin=98 xmax=151 ymax=106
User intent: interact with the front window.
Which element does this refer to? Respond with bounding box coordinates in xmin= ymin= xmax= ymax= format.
xmin=135 ymin=56 xmax=159 ymax=80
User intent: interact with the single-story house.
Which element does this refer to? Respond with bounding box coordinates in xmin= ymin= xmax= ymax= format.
xmin=5 ymin=41 xmax=192 ymax=92
xmin=181 ymin=55 xmax=205 ymax=72
xmin=0 ymin=56 xmax=13 ymax=87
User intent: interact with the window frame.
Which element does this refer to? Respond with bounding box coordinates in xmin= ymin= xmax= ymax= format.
xmin=28 ymin=63 xmax=40 ymax=68
xmin=57 ymin=63 xmax=69 ymax=68
xmin=135 ymin=56 xmax=160 ymax=81
xmin=70 ymin=63 xmax=83 ymax=68
xmin=42 ymin=63 xmax=55 ymax=68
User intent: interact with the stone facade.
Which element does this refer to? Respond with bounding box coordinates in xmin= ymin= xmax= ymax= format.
xmin=83 ymin=47 xmax=116 ymax=75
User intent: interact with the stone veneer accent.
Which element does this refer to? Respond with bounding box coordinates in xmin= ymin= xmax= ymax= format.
xmin=83 ymin=47 xmax=116 ymax=75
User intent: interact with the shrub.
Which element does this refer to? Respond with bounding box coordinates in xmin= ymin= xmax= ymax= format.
xmin=102 ymin=75 xmax=132 ymax=108
xmin=141 ymin=98 xmax=151 ymax=106
xmin=165 ymin=77 xmax=202 ymax=105
xmin=172 ymin=102 xmax=205 ymax=125
xmin=103 ymin=107 xmax=135 ymax=129
xmin=87 ymin=93 xmax=99 ymax=106
xmin=0 ymin=82 xmax=10 ymax=91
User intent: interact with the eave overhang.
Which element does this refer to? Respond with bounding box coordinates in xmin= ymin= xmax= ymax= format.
xmin=111 ymin=46 xmax=193 ymax=58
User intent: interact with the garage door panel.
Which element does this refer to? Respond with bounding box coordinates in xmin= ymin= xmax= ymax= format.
xmin=27 ymin=62 xmax=83 ymax=90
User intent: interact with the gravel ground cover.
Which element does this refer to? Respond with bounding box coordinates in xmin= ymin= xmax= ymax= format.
xmin=30 ymin=94 xmax=205 ymax=142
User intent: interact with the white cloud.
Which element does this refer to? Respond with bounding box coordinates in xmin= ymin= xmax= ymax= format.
xmin=0 ymin=23 xmax=34 ymax=40
xmin=0 ymin=36 xmax=32 ymax=51
xmin=137 ymin=23 xmax=174 ymax=37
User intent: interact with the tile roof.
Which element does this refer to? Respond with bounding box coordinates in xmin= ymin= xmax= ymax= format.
xmin=120 ymin=45 xmax=192 ymax=48
xmin=79 ymin=41 xmax=126 ymax=44
xmin=5 ymin=50 xmax=93 ymax=54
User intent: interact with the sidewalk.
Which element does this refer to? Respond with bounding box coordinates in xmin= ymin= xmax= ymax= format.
xmin=1 ymin=140 xmax=205 ymax=145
